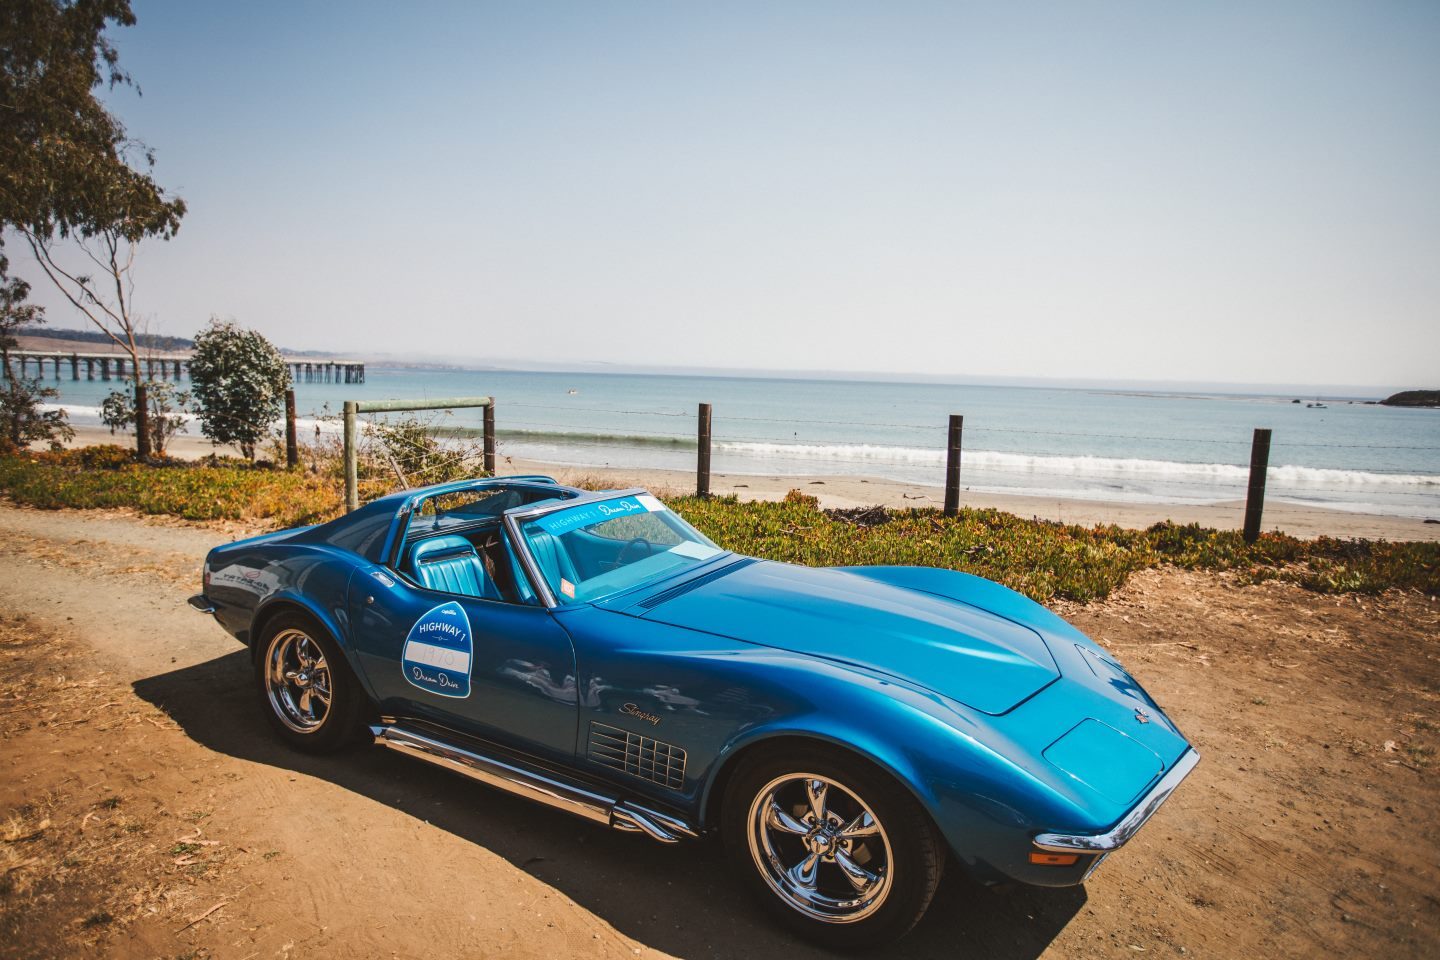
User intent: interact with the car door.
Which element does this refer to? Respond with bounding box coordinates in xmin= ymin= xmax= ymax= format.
xmin=347 ymin=560 xmax=578 ymax=763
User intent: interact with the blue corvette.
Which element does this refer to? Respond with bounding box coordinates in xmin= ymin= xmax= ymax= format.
xmin=191 ymin=475 xmax=1197 ymax=947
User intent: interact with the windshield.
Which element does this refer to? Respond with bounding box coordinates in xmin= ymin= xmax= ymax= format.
xmin=517 ymin=494 xmax=725 ymax=604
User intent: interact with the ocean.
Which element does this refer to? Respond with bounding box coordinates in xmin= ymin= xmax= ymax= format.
xmin=40 ymin=368 xmax=1440 ymax=519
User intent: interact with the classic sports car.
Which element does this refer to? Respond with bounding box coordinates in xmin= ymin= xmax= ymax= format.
xmin=190 ymin=476 xmax=1197 ymax=947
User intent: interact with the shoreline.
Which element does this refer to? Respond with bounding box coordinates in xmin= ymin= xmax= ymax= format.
xmin=46 ymin=426 xmax=1440 ymax=542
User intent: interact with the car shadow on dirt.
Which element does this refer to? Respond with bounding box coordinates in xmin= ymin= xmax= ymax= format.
xmin=134 ymin=651 xmax=1085 ymax=959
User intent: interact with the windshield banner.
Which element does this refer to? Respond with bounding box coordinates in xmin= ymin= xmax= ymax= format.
xmin=533 ymin=495 xmax=663 ymax=535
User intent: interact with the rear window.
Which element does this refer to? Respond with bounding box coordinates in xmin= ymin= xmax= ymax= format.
xmin=406 ymin=484 xmax=573 ymax=537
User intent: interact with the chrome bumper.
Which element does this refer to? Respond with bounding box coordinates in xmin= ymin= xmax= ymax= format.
xmin=187 ymin=594 xmax=217 ymax=614
xmin=1033 ymin=748 xmax=1200 ymax=853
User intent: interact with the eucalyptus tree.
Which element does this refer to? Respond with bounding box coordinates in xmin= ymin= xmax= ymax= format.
xmin=1 ymin=0 xmax=186 ymax=455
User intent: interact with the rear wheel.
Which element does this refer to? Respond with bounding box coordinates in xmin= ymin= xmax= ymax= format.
xmin=254 ymin=612 xmax=364 ymax=753
xmin=722 ymin=746 xmax=944 ymax=948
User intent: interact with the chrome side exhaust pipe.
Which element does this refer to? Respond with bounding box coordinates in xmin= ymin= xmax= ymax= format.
xmin=371 ymin=723 xmax=698 ymax=844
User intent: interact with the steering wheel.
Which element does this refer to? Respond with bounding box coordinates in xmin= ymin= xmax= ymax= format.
xmin=616 ymin=537 xmax=654 ymax=566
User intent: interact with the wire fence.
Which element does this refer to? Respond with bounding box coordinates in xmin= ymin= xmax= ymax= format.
xmin=316 ymin=396 xmax=1439 ymax=535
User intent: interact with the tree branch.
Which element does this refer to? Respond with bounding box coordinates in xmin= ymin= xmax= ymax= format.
xmin=22 ymin=230 xmax=135 ymax=356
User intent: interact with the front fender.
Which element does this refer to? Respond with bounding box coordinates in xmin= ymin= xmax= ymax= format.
xmin=844 ymin=565 xmax=1098 ymax=650
xmin=693 ymin=664 xmax=1086 ymax=870
xmin=689 ymin=643 xmax=1113 ymax=887
xmin=698 ymin=716 xmax=939 ymax=828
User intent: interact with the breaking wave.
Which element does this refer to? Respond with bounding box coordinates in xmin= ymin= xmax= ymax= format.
xmin=715 ymin=440 xmax=1440 ymax=490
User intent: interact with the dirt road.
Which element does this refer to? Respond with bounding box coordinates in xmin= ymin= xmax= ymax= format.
xmin=1 ymin=502 xmax=1436 ymax=959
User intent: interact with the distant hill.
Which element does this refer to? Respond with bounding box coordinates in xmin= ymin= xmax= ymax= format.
xmin=19 ymin=326 xmax=195 ymax=351
xmin=1381 ymin=390 xmax=1440 ymax=408
xmin=15 ymin=326 xmax=341 ymax=359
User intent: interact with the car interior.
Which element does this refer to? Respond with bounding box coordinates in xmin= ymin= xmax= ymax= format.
xmin=394 ymin=483 xmax=712 ymax=606
xmin=395 ymin=483 xmax=569 ymax=605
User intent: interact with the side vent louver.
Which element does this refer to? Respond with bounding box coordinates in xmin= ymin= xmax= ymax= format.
xmin=589 ymin=722 xmax=686 ymax=790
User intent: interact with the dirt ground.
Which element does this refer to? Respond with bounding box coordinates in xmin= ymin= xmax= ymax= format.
xmin=0 ymin=501 xmax=1435 ymax=959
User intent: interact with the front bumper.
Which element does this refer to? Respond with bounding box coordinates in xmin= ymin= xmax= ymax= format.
xmin=1033 ymin=747 xmax=1200 ymax=854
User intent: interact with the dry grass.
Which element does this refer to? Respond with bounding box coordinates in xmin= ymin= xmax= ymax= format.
xmin=0 ymin=615 xmax=235 ymax=957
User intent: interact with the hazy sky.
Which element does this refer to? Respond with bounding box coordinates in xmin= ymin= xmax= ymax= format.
xmin=18 ymin=1 xmax=1440 ymax=387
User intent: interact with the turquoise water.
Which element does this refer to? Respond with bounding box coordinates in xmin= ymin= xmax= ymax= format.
xmin=42 ymin=367 xmax=1440 ymax=518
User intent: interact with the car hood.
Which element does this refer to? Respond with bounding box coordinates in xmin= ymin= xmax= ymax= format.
xmin=632 ymin=560 xmax=1058 ymax=714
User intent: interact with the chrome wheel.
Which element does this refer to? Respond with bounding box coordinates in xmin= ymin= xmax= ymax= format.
xmin=746 ymin=773 xmax=894 ymax=924
xmin=264 ymin=628 xmax=332 ymax=734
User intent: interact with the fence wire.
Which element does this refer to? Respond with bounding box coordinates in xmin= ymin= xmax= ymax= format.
xmin=300 ymin=397 xmax=1437 ymax=518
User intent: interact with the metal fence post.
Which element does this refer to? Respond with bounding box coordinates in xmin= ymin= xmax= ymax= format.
xmin=285 ymin=389 xmax=298 ymax=469
xmin=483 ymin=401 xmax=496 ymax=475
xmin=344 ymin=401 xmax=359 ymax=512
xmin=697 ymin=403 xmax=712 ymax=497
xmin=944 ymin=414 xmax=963 ymax=516
xmin=1243 ymin=428 xmax=1272 ymax=543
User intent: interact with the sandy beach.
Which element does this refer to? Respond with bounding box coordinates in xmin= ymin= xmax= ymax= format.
xmin=48 ymin=425 xmax=1440 ymax=541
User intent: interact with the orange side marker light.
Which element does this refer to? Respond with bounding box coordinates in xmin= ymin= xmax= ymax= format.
xmin=1029 ymin=851 xmax=1080 ymax=866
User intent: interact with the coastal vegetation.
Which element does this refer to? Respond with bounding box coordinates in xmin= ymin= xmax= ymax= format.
xmin=0 ymin=448 xmax=1434 ymax=603
xmin=98 ymin=378 xmax=189 ymax=456
xmin=187 ymin=320 xmax=291 ymax=460
xmin=1 ymin=274 xmax=73 ymax=450
xmin=1381 ymin=390 xmax=1440 ymax=408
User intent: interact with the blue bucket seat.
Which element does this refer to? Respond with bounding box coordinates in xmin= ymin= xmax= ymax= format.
xmin=524 ymin=530 xmax=580 ymax=597
xmin=408 ymin=535 xmax=496 ymax=600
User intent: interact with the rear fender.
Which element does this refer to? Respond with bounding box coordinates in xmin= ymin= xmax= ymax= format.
xmin=251 ymin=587 xmax=375 ymax=700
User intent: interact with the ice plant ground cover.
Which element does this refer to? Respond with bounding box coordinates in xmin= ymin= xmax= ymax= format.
xmin=0 ymin=447 xmax=1435 ymax=603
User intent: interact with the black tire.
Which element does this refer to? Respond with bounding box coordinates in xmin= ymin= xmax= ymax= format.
xmin=253 ymin=610 xmax=366 ymax=753
xmin=721 ymin=744 xmax=945 ymax=949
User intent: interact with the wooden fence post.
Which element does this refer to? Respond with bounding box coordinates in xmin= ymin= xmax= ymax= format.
xmin=344 ymin=401 xmax=359 ymax=511
xmin=944 ymin=414 xmax=963 ymax=516
xmin=284 ymin=389 xmax=298 ymax=468
xmin=697 ymin=403 xmax=712 ymax=497
xmin=1243 ymin=428 xmax=1272 ymax=543
xmin=483 ymin=402 xmax=496 ymax=475
xmin=135 ymin=381 xmax=150 ymax=459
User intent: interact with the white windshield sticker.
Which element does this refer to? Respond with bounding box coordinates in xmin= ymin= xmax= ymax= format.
xmin=637 ymin=495 xmax=666 ymax=512
xmin=669 ymin=541 xmax=721 ymax=560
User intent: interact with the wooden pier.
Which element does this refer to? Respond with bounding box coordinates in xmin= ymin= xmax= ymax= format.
xmin=4 ymin=350 xmax=365 ymax=384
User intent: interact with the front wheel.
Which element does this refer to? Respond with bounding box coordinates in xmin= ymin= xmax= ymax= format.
xmin=254 ymin=611 xmax=364 ymax=753
xmin=721 ymin=747 xmax=945 ymax=948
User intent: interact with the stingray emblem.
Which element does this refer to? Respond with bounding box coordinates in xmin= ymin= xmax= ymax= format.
xmin=1134 ymin=708 xmax=1151 ymax=724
